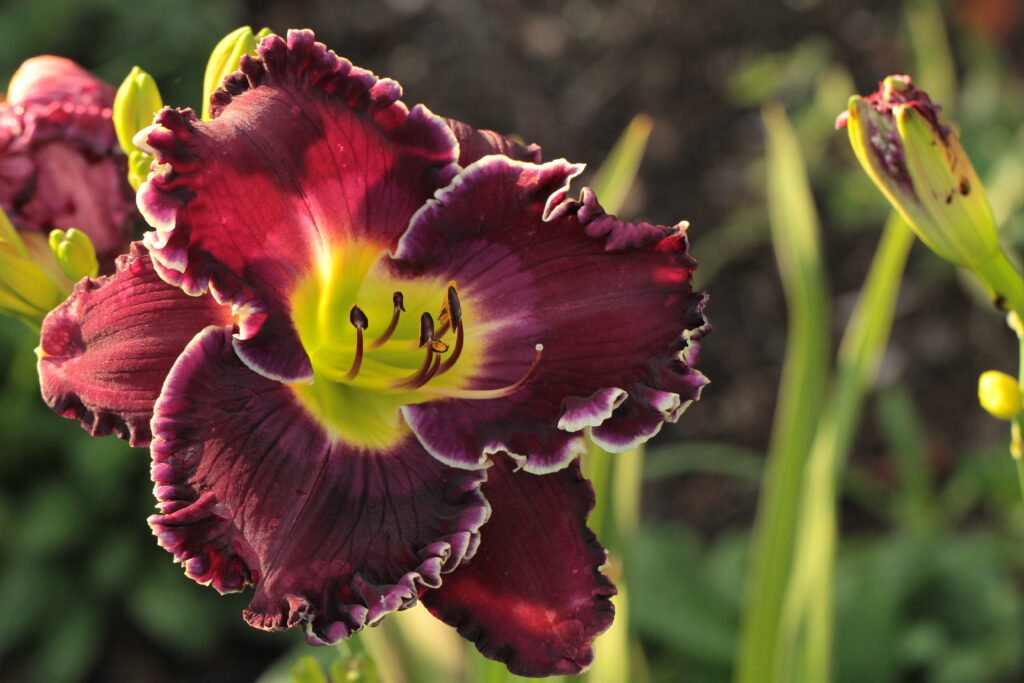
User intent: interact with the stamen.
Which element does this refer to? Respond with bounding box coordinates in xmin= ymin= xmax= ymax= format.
xmin=394 ymin=311 xmax=454 ymax=389
xmin=445 ymin=283 xmax=462 ymax=328
xmin=418 ymin=312 xmax=435 ymax=347
xmin=370 ymin=291 xmax=404 ymax=349
xmin=350 ymin=305 xmax=369 ymax=330
xmin=406 ymin=351 xmax=443 ymax=390
xmin=422 ymin=344 xmax=544 ymax=400
xmin=344 ymin=305 xmax=367 ymax=381
xmin=394 ymin=345 xmax=436 ymax=389
xmin=436 ymin=282 xmax=460 ymax=337
xmin=435 ymin=319 xmax=463 ymax=376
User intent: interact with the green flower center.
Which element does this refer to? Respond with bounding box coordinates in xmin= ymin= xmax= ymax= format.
xmin=288 ymin=243 xmax=484 ymax=449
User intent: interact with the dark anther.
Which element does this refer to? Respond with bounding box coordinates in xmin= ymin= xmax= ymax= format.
xmin=436 ymin=287 xmax=464 ymax=376
xmin=350 ymin=305 xmax=369 ymax=330
xmin=419 ymin=312 xmax=435 ymax=348
xmin=393 ymin=291 xmax=405 ymax=312
xmin=960 ymin=179 xmax=971 ymax=196
xmin=445 ymin=284 xmax=462 ymax=328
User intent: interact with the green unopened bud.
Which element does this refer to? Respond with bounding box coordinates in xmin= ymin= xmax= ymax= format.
xmin=113 ymin=66 xmax=163 ymax=156
xmin=203 ymin=26 xmax=272 ymax=120
xmin=126 ymin=148 xmax=151 ymax=191
xmin=0 ymin=209 xmax=71 ymax=329
xmin=839 ymin=75 xmax=998 ymax=270
xmin=978 ymin=370 xmax=1021 ymax=421
xmin=48 ymin=228 xmax=98 ymax=281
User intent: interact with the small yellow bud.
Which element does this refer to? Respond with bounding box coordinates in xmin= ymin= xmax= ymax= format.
xmin=202 ymin=26 xmax=272 ymax=120
xmin=113 ymin=66 xmax=163 ymax=156
xmin=978 ymin=370 xmax=1022 ymax=421
xmin=48 ymin=228 xmax=99 ymax=281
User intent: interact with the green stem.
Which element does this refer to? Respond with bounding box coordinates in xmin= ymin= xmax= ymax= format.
xmin=976 ymin=249 xmax=1024 ymax=322
xmin=1014 ymin=451 xmax=1024 ymax=499
xmin=1012 ymin=318 xmax=1024 ymax=500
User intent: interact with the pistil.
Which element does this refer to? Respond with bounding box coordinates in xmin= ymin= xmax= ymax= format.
xmin=343 ymin=305 xmax=368 ymax=381
xmin=422 ymin=344 xmax=544 ymax=400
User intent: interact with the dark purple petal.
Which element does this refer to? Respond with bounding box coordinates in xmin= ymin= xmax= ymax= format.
xmin=37 ymin=243 xmax=232 ymax=446
xmin=137 ymin=30 xmax=459 ymax=382
xmin=148 ymin=326 xmax=489 ymax=643
xmin=445 ymin=117 xmax=542 ymax=166
xmin=394 ymin=156 xmax=708 ymax=473
xmin=423 ymin=455 xmax=615 ymax=676
xmin=0 ymin=56 xmax=134 ymax=270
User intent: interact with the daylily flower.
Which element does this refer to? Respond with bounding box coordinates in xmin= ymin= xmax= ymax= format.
xmin=0 ymin=55 xmax=136 ymax=271
xmin=37 ymin=30 xmax=708 ymax=676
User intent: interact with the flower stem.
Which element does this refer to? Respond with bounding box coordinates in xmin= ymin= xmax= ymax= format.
xmin=976 ymin=250 xmax=1024 ymax=323
xmin=1010 ymin=315 xmax=1024 ymax=501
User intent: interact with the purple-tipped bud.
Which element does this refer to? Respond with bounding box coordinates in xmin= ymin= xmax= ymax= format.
xmin=0 ymin=56 xmax=136 ymax=272
xmin=840 ymin=76 xmax=1024 ymax=315
xmin=839 ymin=75 xmax=997 ymax=270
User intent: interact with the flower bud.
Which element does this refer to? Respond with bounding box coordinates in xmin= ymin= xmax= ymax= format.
xmin=202 ymin=26 xmax=272 ymax=120
xmin=978 ymin=370 xmax=1021 ymax=421
xmin=48 ymin=228 xmax=98 ymax=281
xmin=838 ymin=76 xmax=998 ymax=270
xmin=113 ymin=66 xmax=163 ymax=156
xmin=0 ymin=56 xmax=136 ymax=271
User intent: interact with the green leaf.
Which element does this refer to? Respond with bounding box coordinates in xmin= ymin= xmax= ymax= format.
xmin=777 ymin=213 xmax=914 ymax=683
xmin=290 ymin=656 xmax=329 ymax=683
xmin=904 ymin=0 xmax=956 ymax=109
xmin=590 ymin=114 xmax=654 ymax=216
xmin=735 ymin=102 xmax=830 ymax=683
